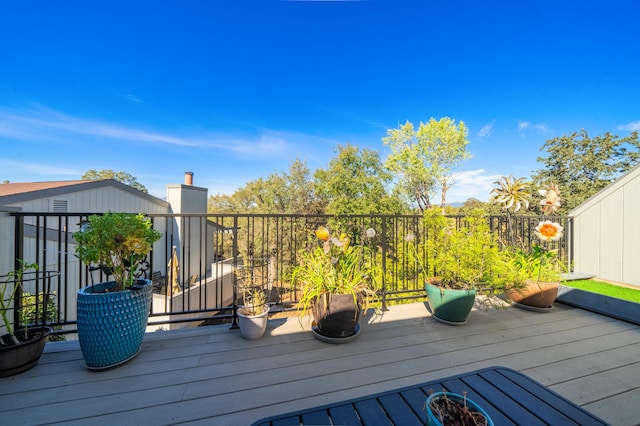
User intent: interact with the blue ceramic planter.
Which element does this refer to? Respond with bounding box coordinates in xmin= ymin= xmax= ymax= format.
xmin=425 ymin=281 xmax=476 ymax=325
xmin=426 ymin=392 xmax=493 ymax=426
xmin=77 ymin=279 xmax=152 ymax=369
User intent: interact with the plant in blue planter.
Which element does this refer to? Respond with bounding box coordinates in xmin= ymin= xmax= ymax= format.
xmin=74 ymin=212 xmax=161 ymax=369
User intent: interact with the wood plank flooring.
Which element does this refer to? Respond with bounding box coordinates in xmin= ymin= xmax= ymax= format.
xmin=1 ymin=301 xmax=639 ymax=426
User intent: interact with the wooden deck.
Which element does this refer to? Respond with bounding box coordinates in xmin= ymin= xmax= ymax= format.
xmin=2 ymin=301 xmax=639 ymax=425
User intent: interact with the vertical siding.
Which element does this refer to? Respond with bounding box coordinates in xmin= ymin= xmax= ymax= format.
xmin=570 ymin=165 xmax=640 ymax=287
xmin=623 ymin=177 xmax=640 ymax=284
xmin=574 ymin=207 xmax=601 ymax=278
xmin=599 ymin=191 xmax=624 ymax=282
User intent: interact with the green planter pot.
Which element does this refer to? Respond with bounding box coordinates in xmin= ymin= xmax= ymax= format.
xmin=425 ymin=282 xmax=476 ymax=325
xmin=77 ymin=279 xmax=152 ymax=370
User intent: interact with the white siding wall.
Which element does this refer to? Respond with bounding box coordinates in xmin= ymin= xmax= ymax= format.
xmin=11 ymin=186 xmax=169 ymax=214
xmin=570 ymin=165 xmax=640 ymax=287
xmin=165 ymin=184 xmax=210 ymax=280
xmin=623 ymin=176 xmax=640 ymax=285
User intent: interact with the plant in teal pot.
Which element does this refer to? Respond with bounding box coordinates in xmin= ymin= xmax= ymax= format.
xmin=74 ymin=212 xmax=161 ymax=369
xmin=421 ymin=209 xmax=516 ymax=325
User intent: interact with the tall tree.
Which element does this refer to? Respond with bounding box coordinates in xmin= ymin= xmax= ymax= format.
xmin=82 ymin=169 xmax=148 ymax=193
xmin=532 ymin=130 xmax=640 ymax=212
xmin=314 ymin=144 xmax=404 ymax=215
xmin=383 ymin=117 xmax=470 ymax=213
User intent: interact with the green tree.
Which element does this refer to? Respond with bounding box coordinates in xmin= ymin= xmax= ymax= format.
xmin=314 ymin=144 xmax=404 ymax=215
xmin=532 ymin=130 xmax=640 ymax=212
xmin=383 ymin=117 xmax=470 ymax=213
xmin=82 ymin=169 xmax=148 ymax=193
xmin=208 ymin=159 xmax=323 ymax=214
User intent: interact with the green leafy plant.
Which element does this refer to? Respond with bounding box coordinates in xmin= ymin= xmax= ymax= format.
xmin=292 ymin=226 xmax=380 ymax=318
xmin=423 ymin=209 xmax=518 ymax=292
xmin=1 ymin=261 xmax=39 ymax=345
xmin=74 ymin=212 xmax=162 ymax=292
xmin=21 ymin=291 xmax=65 ymax=342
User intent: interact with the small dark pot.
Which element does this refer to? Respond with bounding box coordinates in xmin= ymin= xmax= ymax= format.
xmin=0 ymin=326 xmax=52 ymax=377
xmin=312 ymin=293 xmax=361 ymax=338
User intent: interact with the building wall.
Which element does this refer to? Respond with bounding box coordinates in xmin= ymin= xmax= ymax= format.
xmin=570 ymin=165 xmax=640 ymax=287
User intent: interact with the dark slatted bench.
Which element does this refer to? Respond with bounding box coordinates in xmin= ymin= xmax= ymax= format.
xmin=251 ymin=366 xmax=609 ymax=426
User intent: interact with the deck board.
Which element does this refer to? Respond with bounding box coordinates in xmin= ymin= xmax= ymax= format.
xmin=1 ymin=301 xmax=639 ymax=425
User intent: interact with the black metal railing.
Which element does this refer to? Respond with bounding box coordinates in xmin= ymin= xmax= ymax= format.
xmin=7 ymin=212 xmax=572 ymax=336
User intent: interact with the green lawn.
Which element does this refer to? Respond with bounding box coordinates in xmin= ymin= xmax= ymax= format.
xmin=564 ymin=279 xmax=640 ymax=303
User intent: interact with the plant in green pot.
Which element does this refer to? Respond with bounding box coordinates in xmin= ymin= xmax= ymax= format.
xmin=421 ymin=209 xmax=516 ymax=325
xmin=292 ymin=225 xmax=379 ymax=341
xmin=1 ymin=261 xmax=55 ymax=377
xmin=74 ymin=212 xmax=161 ymax=369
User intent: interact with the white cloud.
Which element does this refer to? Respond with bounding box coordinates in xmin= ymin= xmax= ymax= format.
xmin=446 ymin=169 xmax=502 ymax=203
xmin=518 ymin=120 xmax=549 ymax=134
xmin=618 ymin=120 xmax=640 ymax=132
xmin=478 ymin=120 xmax=495 ymax=138
xmin=0 ymin=159 xmax=82 ymax=178
xmin=0 ymin=105 xmax=331 ymax=158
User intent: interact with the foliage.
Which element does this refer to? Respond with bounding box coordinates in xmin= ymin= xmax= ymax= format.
xmin=383 ymin=117 xmax=470 ymax=212
xmin=211 ymin=158 xmax=326 ymax=215
xmin=314 ymin=144 xmax=403 ymax=215
xmin=533 ymin=129 xmax=640 ymax=212
xmin=0 ymin=261 xmax=38 ymax=345
xmin=82 ymin=169 xmax=148 ymax=193
xmin=510 ymin=245 xmax=563 ymax=283
xmin=21 ymin=292 xmax=65 ymax=341
xmin=292 ymin=225 xmax=380 ymax=318
xmin=74 ymin=212 xmax=161 ymax=292
xmin=422 ymin=209 xmax=517 ymax=291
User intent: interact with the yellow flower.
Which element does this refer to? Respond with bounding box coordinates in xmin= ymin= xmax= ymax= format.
xmin=535 ymin=221 xmax=563 ymax=242
xmin=315 ymin=226 xmax=330 ymax=241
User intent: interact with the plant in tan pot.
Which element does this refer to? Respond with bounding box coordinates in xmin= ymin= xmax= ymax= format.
xmin=74 ymin=212 xmax=161 ymax=369
xmin=492 ymin=178 xmax=565 ymax=310
xmin=292 ymin=225 xmax=379 ymax=341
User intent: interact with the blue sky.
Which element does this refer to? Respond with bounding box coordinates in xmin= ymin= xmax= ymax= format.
xmin=1 ymin=1 xmax=639 ymax=203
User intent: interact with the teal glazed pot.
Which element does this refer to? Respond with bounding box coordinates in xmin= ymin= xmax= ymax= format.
xmin=77 ymin=279 xmax=152 ymax=369
xmin=426 ymin=392 xmax=494 ymax=426
xmin=425 ymin=281 xmax=476 ymax=325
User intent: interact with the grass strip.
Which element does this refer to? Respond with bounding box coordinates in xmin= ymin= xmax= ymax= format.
xmin=564 ymin=279 xmax=640 ymax=303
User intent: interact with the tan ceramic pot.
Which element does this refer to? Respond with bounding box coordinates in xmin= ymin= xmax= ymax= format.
xmin=507 ymin=280 xmax=559 ymax=308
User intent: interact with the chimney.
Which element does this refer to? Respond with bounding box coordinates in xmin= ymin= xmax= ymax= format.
xmin=184 ymin=172 xmax=193 ymax=186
